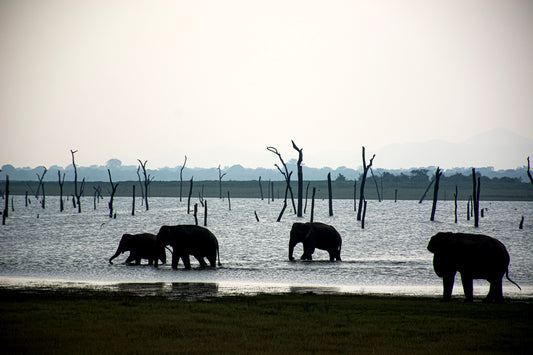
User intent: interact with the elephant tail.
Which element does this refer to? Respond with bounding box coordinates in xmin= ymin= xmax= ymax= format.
xmin=506 ymin=270 xmax=521 ymax=290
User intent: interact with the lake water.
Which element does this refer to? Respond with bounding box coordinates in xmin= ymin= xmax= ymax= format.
xmin=1 ymin=195 xmax=531 ymax=299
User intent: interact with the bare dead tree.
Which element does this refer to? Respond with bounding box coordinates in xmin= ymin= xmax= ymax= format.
xmin=419 ymin=178 xmax=434 ymax=204
xmin=430 ymin=167 xmax=443 ymax=221
xmin=107 ymin=169 xmax=119 ymax=218
xmin=472 ymin=168 xmax=481 ymax=228
xmin=179 ymin=155 xmax=187 ymax=202
xmin=93 ymin=185 xmax=103 ymax=210
xmin=58 ymin=170 xmax=65 ymax=212
xmin=454 ymin=185 xmax=458 ymax=223
xmin=258 ymin=176 xmax=264 ymax=200
xmin=267 ymin=146 xmax=296 ymax=213
xmin=137 ymin=159 xmax=154 ymax=211
xmin=527 ymin=157 xmax=533 ymax=184
xmin=370 ymin=168 xmax=381 ymax=202
xmin=328 ymin=172 xmax=333 ymax=216
xmin=35 ymin=168 xmax=47 ymax=208
xmin=2 ymin=176 xmax=8 ymax=225
xmin=187 ymin=177 xmax=193 ymax=214
xmin=218 ymin=165 xmax=227 ymax=199
xmin=357 ymin=146 xmax=375 ymax=221
xmin=292 ymin=140 xmax=303 ymax=217
xmin=304 ymin=181 xmax=310 ymax=214
xmin=132 ymin=185 xmax=135 ymax=216
xmin=71 ymin=150 xmax=86 ymax=213
xmin=276 ymin=171 xmax=293 ymax=222
xmin=136 ymin=166 xmax=144 ymax=206
xmin=310 ymin=187 xmax=316 ymax=222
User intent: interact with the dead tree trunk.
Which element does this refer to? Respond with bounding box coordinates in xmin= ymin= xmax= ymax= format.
xmin=419 ymin=178 xmax=434 ymax=204
xmin=527 ymin=157 xmax=533 ymax=184
xmin=310 ymin=187 xmax=316 ymax=223
xmin=454 ymin=185 xmax=458 ymax=223
xmin=361 ymin=200 xmax=367 ymax=229
xmin=227 ymin=191 xmax=231 ymax=211
xmin=71 ymin=150 xmax=85 ymax=213
xmin=258 ymin=176 xmax=264 ymax=200
xmin=430 ymin=167 xmax=443 ymax=221
xmin=132 ymin=185 xmax=135 ymax=216
xmin=187 ymin=177 xmax=193 ymax=214
xmin=179 ymin=155 xmax=187 ymax=202
xmin=370 ymin=168 xmax=381 ymax=202
xmin=218 ymin=165 xmax=227 ymax=199
xmin=472 ymin=168 xmax=481 ymax=228
xmin=267 ymin=146 xmax=296 ymax=213
xmin=357 ymin=147 xmax=375 ymax=221
xmin=327 ymin=172 xmax=333 ymax=216
xmin=353 ymin=180 xmax=357 ymax=211
xmin=136 ymin=166 xmax=144 ymax=206
xmin=292 ymin=140 xmax=303 ymax=217
xmin=107 ymin=169 xmax=119 ymax=219
xmin=2 ymin=176 xmax=8 ymax=225
xmin=58 ymin=171 xmax=65 ymax=212
xmin=204 ymin=200 xmax=208 ymax=227
xmin=36 ymin=168 xmax=47 ymax=208
xmin=194 ymin=203 xmax=198 ymax=225
xmin=304 ymin=181 xmax=310 ymax=214
xmin=137 ymin=159 xmax=153 ymax=211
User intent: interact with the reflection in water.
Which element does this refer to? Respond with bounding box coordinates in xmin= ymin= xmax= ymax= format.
xmin=289 ymin=286 xmax=340 ymax=294
xmin=115 ymin=282 xmax=219 ymax=300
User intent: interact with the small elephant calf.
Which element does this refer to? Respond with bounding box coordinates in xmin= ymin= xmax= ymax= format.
xmin=109 ymin=233 xmax=166 ymax=265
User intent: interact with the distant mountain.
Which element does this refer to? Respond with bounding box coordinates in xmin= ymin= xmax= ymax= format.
xmin=377 ymin=128 xmax=532 ymax=170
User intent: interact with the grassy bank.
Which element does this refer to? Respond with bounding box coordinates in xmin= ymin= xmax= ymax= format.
xmin=1 ymin=287 xmax=532 ymax=354
xmin=4 ymin=177 xmax=533 ymax=201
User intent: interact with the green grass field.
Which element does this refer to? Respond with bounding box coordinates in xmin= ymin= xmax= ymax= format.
xmin=1 ymin=287 xmax=531 ymax=354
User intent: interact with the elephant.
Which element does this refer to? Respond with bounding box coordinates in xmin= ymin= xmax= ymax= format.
xmin=154 ymin=225 xmax=221 ymax=269
xmin=109 ymin=233 xmax=166 ymax=265
xmin=427 ymin=232 xmax=521 ymax=302
xmin=289 ymin=222 xmax=342 ymax=261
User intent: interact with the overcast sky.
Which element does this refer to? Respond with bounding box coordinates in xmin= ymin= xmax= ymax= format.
xmin=1 ymin=0 xmax=532 ymax=170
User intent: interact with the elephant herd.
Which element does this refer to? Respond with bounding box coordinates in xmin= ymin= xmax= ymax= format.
xmin=109 ymin=222 xmax=521 ymax=303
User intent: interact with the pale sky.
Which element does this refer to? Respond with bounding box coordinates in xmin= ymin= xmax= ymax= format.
xmin=1 ymin=0 xmax=532 ymax=170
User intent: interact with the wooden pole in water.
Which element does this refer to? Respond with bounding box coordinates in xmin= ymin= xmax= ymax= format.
xmin=194 ymin=203 xmax=198 ymax=225
xmin=430 ymin=167 xmax=442 ymax=221
xmin=187 ymin=177 xmax=193 ymax=214
xmin=454 ymin=185 xmax=458 ymax=223
xmin=227 ymin=191 xmax=231 ymax=211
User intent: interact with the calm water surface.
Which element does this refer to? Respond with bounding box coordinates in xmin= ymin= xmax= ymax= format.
xmin=1 ymin=196 xmax=531 ymax=299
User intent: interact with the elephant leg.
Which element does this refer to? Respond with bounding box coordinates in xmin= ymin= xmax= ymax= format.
xmin=172 ymin=253 xmax=180 ymax=269
xmin=195 ymin=255 xmax=207 ymax=267
xmin=442 ymin=272 xmax=456 ymax=302
xmin=460 ymin=273 xmax=474 ymax=302
xmin=328 ymin=250 xmax=336 ymax=261
xmin=487 ymin=278 xmax=504 ymax=303
xmin=182 ymin=254 xmax=192 ymax=269
xmin=125 ymin=254 xmax=135 ymax=264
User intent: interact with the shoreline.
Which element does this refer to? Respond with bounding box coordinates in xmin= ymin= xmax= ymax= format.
xmin=2 ymin=277 xmax=531 ymax=302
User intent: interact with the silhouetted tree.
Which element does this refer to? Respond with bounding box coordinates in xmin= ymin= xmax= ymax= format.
xmin=370 ymin=168 xmax=381 ymax=202
xmin=527 ymin=157 xmax=533 ymax=184
xmin=472 ymin=168 xmax=481 ymax=228
xmin=107 ymin=169 xmax=119 ymax=218
xmin=35 ymin=167 xmax=47 ymax=208
xmin=328 ymin=172 xmax=333 ymax=216
xmin=419 ymin=178 xmax=434 ymax=204
xmin=58 ymin=171 xmax=65 ymax=212
xmin=357 ymin=146 xmax=375 ymax=221
xmin=136 ymin=166 xmax=144 ymax=205
xmin=2 ymin=176 xmax=8 ymax=225
xmin=71 ymin=150 xmax=86 ymax=213
xmin=267 ymin=146 xmax=296 ymax=214
xmin=292 ymin=140 xmax=303 ymax=217
xmin=187 ymin=177 xmax=193 ymax=214
xmin=179 ymin=155 xmax=187 ymax=202
xmin=218 ymin=165 xmax=227 ymax=199
xmin=137 ymin=159 xmax=154 ymax=211
xmin=430 ymin=167 xmax=443 ymax=221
